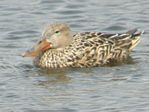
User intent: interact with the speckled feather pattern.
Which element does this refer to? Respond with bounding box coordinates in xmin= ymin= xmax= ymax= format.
xmin=34 ymin=30 xmax=141 ymax=69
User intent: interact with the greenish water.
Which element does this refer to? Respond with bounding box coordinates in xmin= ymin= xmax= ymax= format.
xmin=0 ymin=0 xmax=149 ymax=112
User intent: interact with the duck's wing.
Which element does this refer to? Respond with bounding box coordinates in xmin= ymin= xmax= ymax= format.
xmin=106 ymin=29 xmax=143 ymax=51
xmin=74 ymin=29 xmax=143 ymax=51
xmin=68 ymin=29 xmax=143 ymax=66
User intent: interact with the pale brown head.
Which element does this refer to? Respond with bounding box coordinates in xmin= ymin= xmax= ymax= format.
xmin=22 ymin=23 xmax=73 ymax=57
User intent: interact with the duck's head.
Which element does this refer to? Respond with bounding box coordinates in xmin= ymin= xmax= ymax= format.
xmin=22 ymin=23 xmax=73 ymax=57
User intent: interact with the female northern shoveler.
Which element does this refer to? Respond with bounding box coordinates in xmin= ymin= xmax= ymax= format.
xmin=22 ymin=23 xmax=143 ymax=69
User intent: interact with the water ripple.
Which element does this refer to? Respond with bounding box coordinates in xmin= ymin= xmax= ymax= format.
xmin=0 ymin=0 xmax=149 ymax=111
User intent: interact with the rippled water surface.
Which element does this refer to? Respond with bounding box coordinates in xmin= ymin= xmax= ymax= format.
xmin=0 ymin=0 xmax=149 ymax=112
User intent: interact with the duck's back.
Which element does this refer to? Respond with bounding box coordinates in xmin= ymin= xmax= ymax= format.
xmin=67 ymin=29 xmax=142 ymax=67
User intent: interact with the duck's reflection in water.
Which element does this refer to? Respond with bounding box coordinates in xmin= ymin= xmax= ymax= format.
xmin=36 ymin=68 xmax=71 ymax=87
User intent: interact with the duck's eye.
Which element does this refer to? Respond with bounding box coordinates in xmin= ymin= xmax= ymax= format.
xmin=55 ymin=31 xmax=60 ymax=34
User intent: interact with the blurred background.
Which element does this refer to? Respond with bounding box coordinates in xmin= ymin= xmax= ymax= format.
xmin=0 ymin=0 xmax=149 ymax=112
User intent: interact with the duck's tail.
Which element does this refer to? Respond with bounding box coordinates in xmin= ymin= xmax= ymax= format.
xmin=126 ymin=29 xmax=144 ymax=51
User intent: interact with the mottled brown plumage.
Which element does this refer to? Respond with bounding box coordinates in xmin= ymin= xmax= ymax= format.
xmin=23 ymin=23 xmax=143 ymax=69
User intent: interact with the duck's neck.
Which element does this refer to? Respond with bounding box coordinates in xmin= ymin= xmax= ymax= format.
xmin=57 ymin=33 xmax=73 ymax=48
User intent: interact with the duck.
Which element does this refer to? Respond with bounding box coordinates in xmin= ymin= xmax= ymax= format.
xmin=22 ymin=23 xmax=143 ymax=69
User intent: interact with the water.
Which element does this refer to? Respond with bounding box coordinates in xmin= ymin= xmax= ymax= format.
xmin=0 ymin=0 xmax=149 ymax=112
